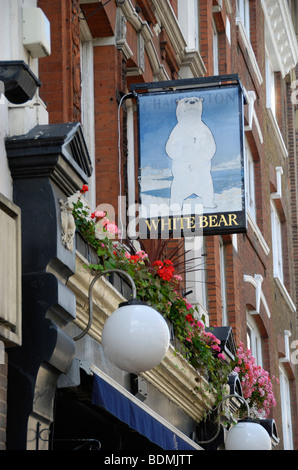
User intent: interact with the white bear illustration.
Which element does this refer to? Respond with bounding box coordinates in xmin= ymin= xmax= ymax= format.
xmin=165 ymin=96 xmax=216 ymax=210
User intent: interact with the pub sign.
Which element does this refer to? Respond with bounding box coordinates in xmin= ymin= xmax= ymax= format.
xmin=134 ymin=78 xmax=246 ymax=239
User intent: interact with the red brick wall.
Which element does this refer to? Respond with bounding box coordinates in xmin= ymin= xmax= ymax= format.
xmin=38 ymin=0 xmax=81 ymax=123
xmin=93 ymin=45 xmax=124 ymax=214
xmin=199 ymin=0 xmax=215 ymax=75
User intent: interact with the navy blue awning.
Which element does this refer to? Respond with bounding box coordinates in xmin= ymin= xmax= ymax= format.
xmin=92 ymin=372 xmax=200 ymax=451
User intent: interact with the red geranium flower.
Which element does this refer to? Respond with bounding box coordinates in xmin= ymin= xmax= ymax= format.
xmin=153 ymin=259 xmax=175 ymax=281
xmin=185 ymin=313 xmax=194 ymax=323
xmin=80 ymin=184 xmax=89 ymax=194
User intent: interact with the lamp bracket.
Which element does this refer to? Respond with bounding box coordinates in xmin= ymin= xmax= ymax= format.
xmin=73 ymin=268 xmax=137 ymax=342
xmin=196 ymin=394 xmax=250 ymax=445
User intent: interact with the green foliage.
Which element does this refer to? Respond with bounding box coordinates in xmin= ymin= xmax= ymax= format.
xmin=72 ymin=190 xmax=233 ymax=405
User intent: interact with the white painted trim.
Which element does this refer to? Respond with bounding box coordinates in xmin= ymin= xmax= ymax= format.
xmin=271 ymin=167 xmax=283 ymax=200
xmin=126 ymin=99 xmax=137 ymax=239
xmin=261 ymin=0 xmax=298 ymax=78
xmin=80 ymin=39 xmax=96 ymax=208
xmin=243 ymin=274 xmax=271 ymax=318
xmin=274 ymin=276 xmax=296 ymax=313
xmin=279 ymin=330 xmax=292 ymax=363
xmin=247 ymin=211 xmax=270 ymax=256
xmin=243 ymin=89 xmax=263 ymax=145
xmin=236 ymin=17 xmax=263 ymax=86
xmin=266 ymin=107 xmax=288 ymax=159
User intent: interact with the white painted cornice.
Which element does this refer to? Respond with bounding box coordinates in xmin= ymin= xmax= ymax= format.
xmin=243 ymin=274 xmax=271 ymax=318
xmin=236 ymin=17 xmax=263 ymax=86
xmin=151 ymin=0 xmax=206 ymax=77
xmin=262 ymin=0 xmax=298 ymax=77
xmin=118 ymin=0 xmax=206 ymax=79
xmin=118 ymin=0 xmax=168 ymax=80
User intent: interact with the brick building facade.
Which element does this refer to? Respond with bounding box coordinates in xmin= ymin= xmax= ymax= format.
xmin=0 ymin=0 xmax=297 ymax=451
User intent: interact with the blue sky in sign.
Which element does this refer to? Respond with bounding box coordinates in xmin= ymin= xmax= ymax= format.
xmin=138 ymin=85 xmax=243 ymax=172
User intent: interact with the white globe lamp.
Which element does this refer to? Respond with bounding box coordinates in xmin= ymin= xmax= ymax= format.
xmin=225 ymin=421 xmax=272 ymax=450
xmin=102 ymin=299 xmax=170 ymax=373
xmin=73 ymin=269 xmax=170 ymax=373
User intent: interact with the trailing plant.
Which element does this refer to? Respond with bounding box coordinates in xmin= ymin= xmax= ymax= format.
xmin=232 ymin=342 xmax=279 ymax=418
xmin=71 ymin=186 xmax=234 ymax=404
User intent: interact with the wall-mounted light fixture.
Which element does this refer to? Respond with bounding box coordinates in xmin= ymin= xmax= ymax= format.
xmin=197 ymin=394 xmax=272 ymax=450
xmin=74 ymin=269 xmax=170 ymax=373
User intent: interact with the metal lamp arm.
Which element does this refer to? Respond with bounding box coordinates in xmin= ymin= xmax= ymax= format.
xmin=197 ymin=394 xmax=250 ymax=445
xmin=73 ymin=268 xmax=137 ymax=342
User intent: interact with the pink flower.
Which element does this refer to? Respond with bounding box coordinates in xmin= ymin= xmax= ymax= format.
xmin=233 ymin=342 xmax=277 ymax=418
xmin=105 ymin=222 xmax=119 ymax=234
xmin=135 ymin=250 xmax=148 ymax=259
xmin=91 ymin=210 xmax=106 ymax=220
xmin=101 ymin=218 xmax=119 ymax=235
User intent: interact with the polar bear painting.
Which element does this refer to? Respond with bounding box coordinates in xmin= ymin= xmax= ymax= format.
xmin=165 ymin=96 xmax=216 ymax=210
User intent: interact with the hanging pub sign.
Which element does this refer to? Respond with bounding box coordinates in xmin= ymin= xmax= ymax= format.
xmin=131 ymin=75 xmax=246 ymax=239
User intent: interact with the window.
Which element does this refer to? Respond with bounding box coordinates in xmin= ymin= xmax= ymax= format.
xmin=279 ymin=365 xmax=294 ymax=449
xmin=80 ymin=37 xmax=95 ymax=206
xmin=212 ymin=20 xmax=219 ymax=75
xmin=246 ymin=314 xmax=263 ymax=366
xmin=185 ymin=237 xmax=208 ymax=321
xmin=178 ymin=0 xmax=199 ymax=50
xmin=265 ymin=51 xmax=276 ymax=117
xmin=219 ymin=237 xmax=228 ymax=326
xmin=237 ymin=0 xmax=250 ymax=39
xmin=271 ymin=201 xmax=283 ymax=282
xmin=244 ymin=138 xmax=256 ymax=221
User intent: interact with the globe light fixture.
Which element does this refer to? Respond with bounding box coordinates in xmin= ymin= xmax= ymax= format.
xmin=197 ymin=394 xmax=272 ymax=450
xmin=224 ymin=395 xmax=272 ymax=450
xmin=74 ymin=269 xmax=170 ymax=373
xmin=225 ymin=420 xmax=272 ymax=450
xmin=102 ymin=298 xmax=170 ymax=373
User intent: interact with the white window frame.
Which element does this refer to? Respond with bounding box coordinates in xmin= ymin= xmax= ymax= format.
xmin=219 ymin=237 xmax=228 ymax=326
xmin=185 ymin=237 xmax=208 ymax=322
xmin=244 ymin=138 xmax=256 ymax=221
xmin=246 ymin=313 xmax=263 ymax=366
xmin=80 ymin=34 xmax=95 ymax=207
xmin=279 ymin=365 xmax=294 ymax=449
xmin=178 ymin=0 xmax=199 ymax=51
xmin=265 ymin=51 xmax=276 ymax=117
xmin=271 ymin=200 xmax=283 ymax=282
xmin=212 ymin=19 xmax=219 ymax=75
xmin=237 ymin=0 xmax=250 ymax=39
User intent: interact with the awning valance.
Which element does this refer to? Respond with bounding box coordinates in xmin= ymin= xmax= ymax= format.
xmin=91 ymin=369 xmax=201 ymax=451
